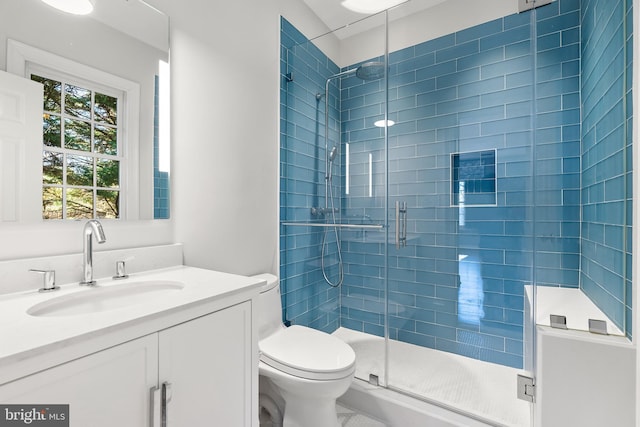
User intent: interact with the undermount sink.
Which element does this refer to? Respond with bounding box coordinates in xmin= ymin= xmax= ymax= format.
xmin=27 ymin=281 xmax=185 ymax=317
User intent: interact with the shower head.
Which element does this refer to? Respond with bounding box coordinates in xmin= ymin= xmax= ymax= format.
xmin=328 ymin=146 xmax=338 ymax=162
xmin=325 ymin=61 xmax=386 ymax=84
xmin=355 ymin=61 xmax=385 ymax=80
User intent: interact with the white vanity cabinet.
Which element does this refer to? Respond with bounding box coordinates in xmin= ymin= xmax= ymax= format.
xmin=0 ymin=300 xmax=255 ymax=427
xmin=0 ymin=334 xmax=158 ymax=426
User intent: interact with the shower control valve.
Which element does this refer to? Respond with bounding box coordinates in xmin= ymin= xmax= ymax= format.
xmin=310 ymin=207 xmax=340 ymax=217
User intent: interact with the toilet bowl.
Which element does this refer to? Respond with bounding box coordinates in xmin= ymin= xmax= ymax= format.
xmin=253 ymin=274 xmax=355 ymax=427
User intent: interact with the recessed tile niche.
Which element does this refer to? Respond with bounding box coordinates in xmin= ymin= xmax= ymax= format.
xmin=451 ymin=149 xmax=496 ymax=206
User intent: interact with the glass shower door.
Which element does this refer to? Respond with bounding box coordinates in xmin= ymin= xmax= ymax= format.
xmin=384 ymin=3 xmax=535 ymax=426
xmin=336 ymin=11 xmax=390 ymax=390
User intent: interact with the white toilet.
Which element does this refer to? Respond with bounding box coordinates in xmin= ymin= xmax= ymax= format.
xmin=253 ymin=273 xmax=355 ymax=427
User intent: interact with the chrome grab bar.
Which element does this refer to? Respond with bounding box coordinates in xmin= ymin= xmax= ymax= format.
xmin=282 ymin=222 xmax=383 ymax=229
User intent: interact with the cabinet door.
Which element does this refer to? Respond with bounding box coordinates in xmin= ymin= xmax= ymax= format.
xmin=159 ymin=301 xmax=254 ymax=426
xmin=0 ymin=335 xmax=158 ymax=427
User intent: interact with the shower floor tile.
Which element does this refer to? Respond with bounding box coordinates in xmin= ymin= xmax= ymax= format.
xmin=333 ymin=327 xmax=530 ymax=427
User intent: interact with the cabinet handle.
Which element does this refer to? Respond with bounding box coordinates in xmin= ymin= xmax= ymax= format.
xmin=150 ymin=382 xmax=172 ymax=427
xmin=161 ymin=381 xmax=172 ymax=427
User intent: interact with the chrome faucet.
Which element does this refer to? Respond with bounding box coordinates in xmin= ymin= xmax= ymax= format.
xmin=80 ymin=220 xmax=107 ymax=286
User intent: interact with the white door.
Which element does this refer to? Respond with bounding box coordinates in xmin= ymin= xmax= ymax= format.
xmin=0 ymin=69 xmax=42 ymax=222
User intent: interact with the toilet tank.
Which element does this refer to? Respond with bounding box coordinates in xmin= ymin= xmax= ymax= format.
xmin=252 ymin=273 xmax=285 ymax=339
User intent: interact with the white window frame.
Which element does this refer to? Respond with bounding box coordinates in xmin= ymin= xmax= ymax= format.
xmin=6 ymin=39 xmax=140 ymax=220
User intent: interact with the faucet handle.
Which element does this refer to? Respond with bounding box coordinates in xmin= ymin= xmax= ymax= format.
xmin=112 ymin=261 xmax=129 ymax=280
xmin=30 ymin=269 xmax=59 ymax=292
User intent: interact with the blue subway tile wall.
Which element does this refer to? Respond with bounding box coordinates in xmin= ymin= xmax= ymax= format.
xmin=580 ymin=0 xmax=633 ymax=337
xmin=534 ymin=0 xmax=582 ymax=289
xmin=280 ymin=17 xmax=342 ymax=332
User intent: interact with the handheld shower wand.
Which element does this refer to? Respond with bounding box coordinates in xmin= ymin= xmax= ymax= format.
xmin=327 ymin=146 xmax=338 ymax=181
xmin=322 ymin=144 xmax=343 ymax=288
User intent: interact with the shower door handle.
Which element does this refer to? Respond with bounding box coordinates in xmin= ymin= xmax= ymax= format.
xmin=402 ymin=202 xmax=407 ymax=246
xmin=395 ymin=201 xmax=407 ymax=249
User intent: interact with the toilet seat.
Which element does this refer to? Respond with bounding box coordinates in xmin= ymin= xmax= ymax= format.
xmin=259 ymin=325 xmax=356 ymax=381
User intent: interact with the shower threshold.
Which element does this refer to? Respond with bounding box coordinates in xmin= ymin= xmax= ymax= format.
xmin=333 ymin=328 xmax=530 ymax=427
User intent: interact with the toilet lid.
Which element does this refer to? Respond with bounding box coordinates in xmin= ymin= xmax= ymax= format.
xmin=259 ymin=325 xmax=356 ymax=381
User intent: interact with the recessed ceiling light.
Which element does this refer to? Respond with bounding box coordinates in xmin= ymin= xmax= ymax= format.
xmin=374 ymin=119 xmax=395 ymax=127
xmin=41 ymin=0 xmax=94 ymax=15
xmin=341 ymin=0 xmax=406 ymax=14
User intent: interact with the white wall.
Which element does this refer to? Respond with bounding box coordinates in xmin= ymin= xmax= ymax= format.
xmin=0 ymin=220 xmax=172 ymax=262
xmin=165 ymin=0 xmax=328 ymax=276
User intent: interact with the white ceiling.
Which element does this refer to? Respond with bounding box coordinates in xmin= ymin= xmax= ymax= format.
xmin=298 ymin=0 xmax=519 ymax=68
xmin=301 ymin=0 xmax=449 ymax=38
xmin=91 ymin=0 xmax=168 ymax=52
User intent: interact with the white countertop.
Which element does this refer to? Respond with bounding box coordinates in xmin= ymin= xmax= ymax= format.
xmin=0 ymin=265 xmax=264 ymax=384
